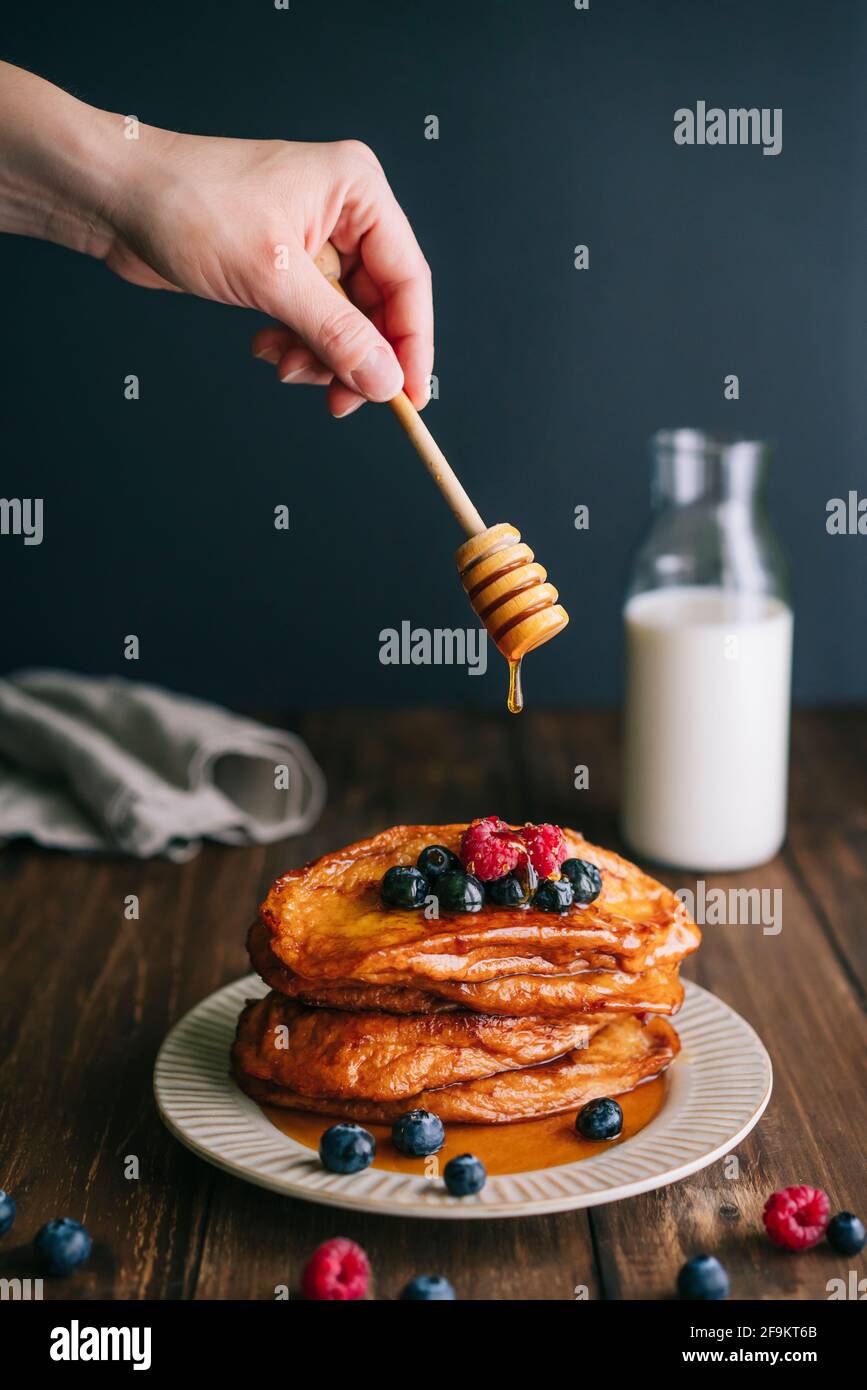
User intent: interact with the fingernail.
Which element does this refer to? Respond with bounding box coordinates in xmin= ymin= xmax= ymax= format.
xmin=255 ymin=348 xmax=280 ymax=364
xmin=333 ymin=397 xmax=365 ymax=419
xmin=280 ymin=367 xmax=318 ymax=384
xmin=351 ymin=347 xmax=403 ymax=402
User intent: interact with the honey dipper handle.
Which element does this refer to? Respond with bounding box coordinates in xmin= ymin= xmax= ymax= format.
xmin=385 ymin=391 xmax=486 ymax=536
xmin=314 ymin=242 xmax=486 ymax=537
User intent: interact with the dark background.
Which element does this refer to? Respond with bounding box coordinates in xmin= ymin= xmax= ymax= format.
xmin=2 ymin=0 xmax=865 ymax=709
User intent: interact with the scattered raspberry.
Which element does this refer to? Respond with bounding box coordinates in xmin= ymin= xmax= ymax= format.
xmin=763 ymin=1186 xmax=830 ymax=1251
xmin=460 ymin=817 xmax=523 ymax=881
xmin=519 ymin=823 xmax=566 ymax=878
xmin=301 ymin=1237 xmax=370 ymax=1300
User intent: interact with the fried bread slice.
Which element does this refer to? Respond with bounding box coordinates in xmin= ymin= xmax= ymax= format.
xmin=232 ymin=991 xmax=610 ymax=1101
xmin=234 ymin=1013 xmax=679 ymax=1124
xmin=248 ymin=919 xmax=685 ymax=1017
xmin=258 ymin=825 xmax=699 ymax=990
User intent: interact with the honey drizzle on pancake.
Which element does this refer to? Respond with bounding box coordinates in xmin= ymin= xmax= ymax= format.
xmin=260 ymin=1074 xmax=666 ymax=1177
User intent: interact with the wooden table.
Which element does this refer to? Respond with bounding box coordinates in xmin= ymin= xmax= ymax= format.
xmin=2 ymin=709 xmax=865 ymax=1301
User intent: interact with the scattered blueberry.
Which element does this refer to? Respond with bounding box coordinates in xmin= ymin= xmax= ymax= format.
xmin=319 ymin=1123 xmax=376 ymax=1174
xmin=381 ymin=865 xmax=429 ymax=909
xmin=435 ymin=870 xmax=484 ymax=914
xmin=576 ymin=1097 xmax=623 ymax=1141
xmin=444 ymin=1153 xmax=487 ymax=1197
xmin=486 ymin=873 xmax=529 ymax=908
xmin=827 ymin=1211 xmax=866 ymax=1256
xmin=0 ymin=1190 xmax=16 ymax=1237
xmin=532 ymin=877 xmax=574 ymax=912
xmin=34 ymin=1219 xmax=92 ymax=1277
xmin=561 ymin=858 xmax=602 ymax=904
xmin=400 ymin=1274 xmax=456 ymax=1300
xmin=392 ymin=1109 xmax=445 ymax=1157
xmin=417 ymin=845 xmax=462 ymax=881
xmin=677 ymin=1254 xmax=730 ymax=1300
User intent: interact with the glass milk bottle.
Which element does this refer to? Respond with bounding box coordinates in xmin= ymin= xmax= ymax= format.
xmin=622 ymin=430 xmax=793 ymax=871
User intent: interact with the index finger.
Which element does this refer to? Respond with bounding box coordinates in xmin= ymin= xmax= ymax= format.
xmin=349 ymin=191 xmax=434 ymax=409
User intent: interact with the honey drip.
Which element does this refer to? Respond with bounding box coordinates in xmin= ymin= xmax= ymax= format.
xmin=507 ymin=657 xmax=524 ymax=714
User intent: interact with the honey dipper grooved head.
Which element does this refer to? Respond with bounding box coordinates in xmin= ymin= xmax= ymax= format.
xmin=456 ymin=523 xmax=569 ymax=661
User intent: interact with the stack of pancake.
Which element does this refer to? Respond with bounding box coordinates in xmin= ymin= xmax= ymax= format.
xmin=232 ymin=824 xmax=700 ymax=1124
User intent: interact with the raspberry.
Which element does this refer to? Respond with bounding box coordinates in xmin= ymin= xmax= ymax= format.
xmin=763 ymin=1185 xmax=830 ymax=1251
xmin=301 ymin=1237 xmax=370 ymax=1300
xmin=460 ymin=817 xmax=523 ymax=881
xmin=519 ymin=823 xmax=566 ymax=878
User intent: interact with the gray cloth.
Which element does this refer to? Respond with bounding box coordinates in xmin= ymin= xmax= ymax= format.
xmin=0 ymin=670 xmax=326 ymax=861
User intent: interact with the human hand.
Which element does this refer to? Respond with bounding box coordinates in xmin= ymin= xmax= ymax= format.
xmin=109 ymin=133 xmax=433 ymax=417
xmin=0 ymin=64 xmax=433 ymax=417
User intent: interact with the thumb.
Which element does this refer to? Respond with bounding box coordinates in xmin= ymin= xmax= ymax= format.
xmin=274 ymin=253 xmax=404 ymax=402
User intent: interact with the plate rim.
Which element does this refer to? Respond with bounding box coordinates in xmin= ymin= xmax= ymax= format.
xmin=154 ymin=976 xmax=773 ymax=1220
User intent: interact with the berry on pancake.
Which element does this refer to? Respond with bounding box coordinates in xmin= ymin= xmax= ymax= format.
xmin=459 ymin=817 xmax=523 ymax=881
xmin=460 ymin=817 xmax=567 ymax=882
xmin=520 ymin=822 xmax=567 ymax=878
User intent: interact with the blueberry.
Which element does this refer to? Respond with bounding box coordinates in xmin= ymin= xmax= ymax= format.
xmin=827 ymin=1212 xmax=866 ymax=1256
xmin=34 ymin=1219 xmax=92 ymax=1277
xmin=417 ymin=845 xmax=461 ymax=881
xmin=0 ymin=1190 xmax=16 ymax=1237
xmin=435 ymin=870 xmax=484 ymax=914
xmin=400 ymin=1274 xmax=456 ymax=1300
xmin=381 ymin=865 xmax=428 ymax=909
xmin=561 ymin=858 xmax=602 ymax=904
xmin=319 ymin=1122 xmax=376 ymax=1174
xmin=677 ymin=1254 xmax=730 ymax=1301
xmin=486 ymin=873 xmax=529 ymax=908
xmin=532 ymin=877 xmax=574 ymax=912
xmin=392 ymin=1109 xmax=445 ymax=1157
xmin=443 ymin=1153 xmax=486 ymax=1197
xmin=576 ymin=1097 xmax=623 ymax=1141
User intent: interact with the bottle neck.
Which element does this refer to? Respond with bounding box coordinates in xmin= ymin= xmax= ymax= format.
xmin=651 ymin=430 xmax=769 ymax=509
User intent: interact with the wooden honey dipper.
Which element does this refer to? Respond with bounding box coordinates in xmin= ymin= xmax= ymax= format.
xmin=315 ymin=241 xmax=569 ymax=712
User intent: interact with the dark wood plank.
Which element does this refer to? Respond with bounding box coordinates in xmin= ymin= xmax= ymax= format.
xmin=193 ymin=1186 xmax=598 ymax=1301
xmin=0 ymin=843 xmax=262 ymax=1298
xmin=786 ymin=708 xmax=867 ymax=998
xmin=788 ymin=709 xmax=867 ymax=831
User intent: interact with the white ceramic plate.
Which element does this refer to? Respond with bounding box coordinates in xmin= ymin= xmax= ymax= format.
xmin=154 ymin=976 xmax=772 ymax=1220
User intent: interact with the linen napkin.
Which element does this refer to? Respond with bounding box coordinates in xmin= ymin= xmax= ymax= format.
xmin=0 ymin=669 xmax=326 ymax=860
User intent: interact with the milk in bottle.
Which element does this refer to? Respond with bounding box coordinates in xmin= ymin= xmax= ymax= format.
xmin=621 ymin=432 xmax=792 ymax=871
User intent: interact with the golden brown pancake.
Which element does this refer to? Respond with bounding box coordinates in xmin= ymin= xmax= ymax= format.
xmin=258 ymin=825 xmax=699 ymax=991
xmin=247 ymin=919 xmax=685 ymax=1018
xmin=232 ymin=991 xmax=610 ymax=1101
xmin=247 ymin=920 xmax=458 ymax=1013
xmin=235 ymin=1013 xmax=680 ymax=1124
